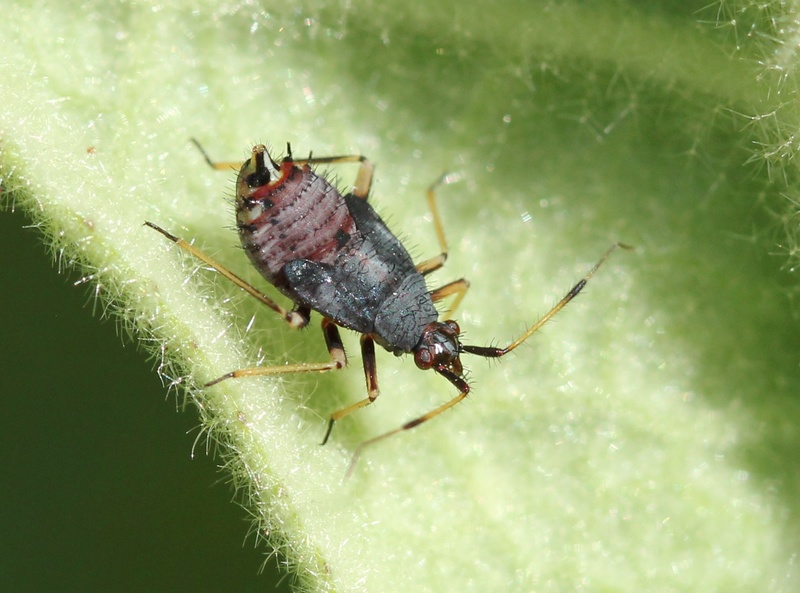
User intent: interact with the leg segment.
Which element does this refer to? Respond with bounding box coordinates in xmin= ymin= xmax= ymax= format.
xmin=206 ymin=318 xmax=347 ymax=387
xmin=291 ymin=153 xmax=374 ymax=200
xmin=462 ymin=242 xmax=632 ymax=359
xmin=345 ymin=368 xmax=469 ymax=479
xmin=191 ymin=138 xmax=242 ymax=171
xmin=191 ymin=138 xmax=374 ymax=199
xmin=344 ymin=242 xmax=630 ymax=477
xmin=429 ymin=278 xmax=471 ymax=319
xmin=321 ymin=334 xmax=380 ymax=445
xmin=145 ymin=222 xmax=308 ymax=328
xmin=415 ymin=254 xmax=447 ymax=275
xmin=414 ymin=173 xmax=461 ymax=275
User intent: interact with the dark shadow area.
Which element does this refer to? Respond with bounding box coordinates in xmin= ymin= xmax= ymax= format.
xmin=0 ymin=209 xmax=294 ymax=593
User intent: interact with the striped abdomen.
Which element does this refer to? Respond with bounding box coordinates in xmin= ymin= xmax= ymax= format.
xmin=237 ymin=164 xmax=357 ymax=296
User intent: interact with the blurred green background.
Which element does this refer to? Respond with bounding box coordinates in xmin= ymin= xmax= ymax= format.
xmin=4 ymin=1 xmax=800 ymax=590
xmin=0 ymin=210 xmax=292 ymax=591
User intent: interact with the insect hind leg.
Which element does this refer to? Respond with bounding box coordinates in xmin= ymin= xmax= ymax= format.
xmin=190 ymin=138 xmax=242 ymax=171
xmin=191 ymin=138 xmax=375 ymax=199
xmin=292 ymin=153 xmax=374 ymax=200
xmin=145 ymin=221 xmax=308 ymax=328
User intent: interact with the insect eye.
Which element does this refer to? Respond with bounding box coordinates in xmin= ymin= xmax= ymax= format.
xmin=445 ymin=320 xmax=460 ymax=335
xmin=414 ymin=347 xmax=434 ymax=370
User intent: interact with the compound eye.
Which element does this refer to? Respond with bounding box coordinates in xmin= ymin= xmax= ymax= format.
xmin=445 ymin=320 xmax=460 ymax=335
xmin=414 ymin=347 xmax=434 ymax=370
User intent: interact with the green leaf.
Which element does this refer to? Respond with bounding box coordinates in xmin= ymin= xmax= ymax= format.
xmin=3 ymin=1 xmax=799 ymax=591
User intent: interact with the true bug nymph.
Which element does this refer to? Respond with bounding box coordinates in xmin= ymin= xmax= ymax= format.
xmin=147 ymin=141 xmax=626 ymax=475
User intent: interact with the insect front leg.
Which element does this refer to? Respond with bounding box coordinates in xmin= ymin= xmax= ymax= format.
xmin=345 ymin=368 xmax=470 ymax=479
xmin=429 ymin=278 xmax=471 ymax=320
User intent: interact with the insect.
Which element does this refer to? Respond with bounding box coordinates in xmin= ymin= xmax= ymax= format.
xmin=147 ymin=141 xmax=626 ymax=476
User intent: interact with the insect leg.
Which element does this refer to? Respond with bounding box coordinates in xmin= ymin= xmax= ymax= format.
xmin=145 ymin=222 xmax=309 ymax=328
xmin=191 ymin=138 xmax=243 ymax=171
xmin=429 ymin=278 xmax=470 ymax=319
xmin=320 ymin=334 xmax=380 ymax=445
xmin=293 ymin=153 xmax=374 ymax=200
xmin=461 ymin=242 xmax=631 ymax=359
xmin=192 ymin=138 xmax=375 ymax=199
xmin=206 ymin=318 xmax=347 ymax=387
xmin=345 ymin=367 xmax=469 ymax=478
xmin=414 ymin=173 xmax=461 ymax=275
